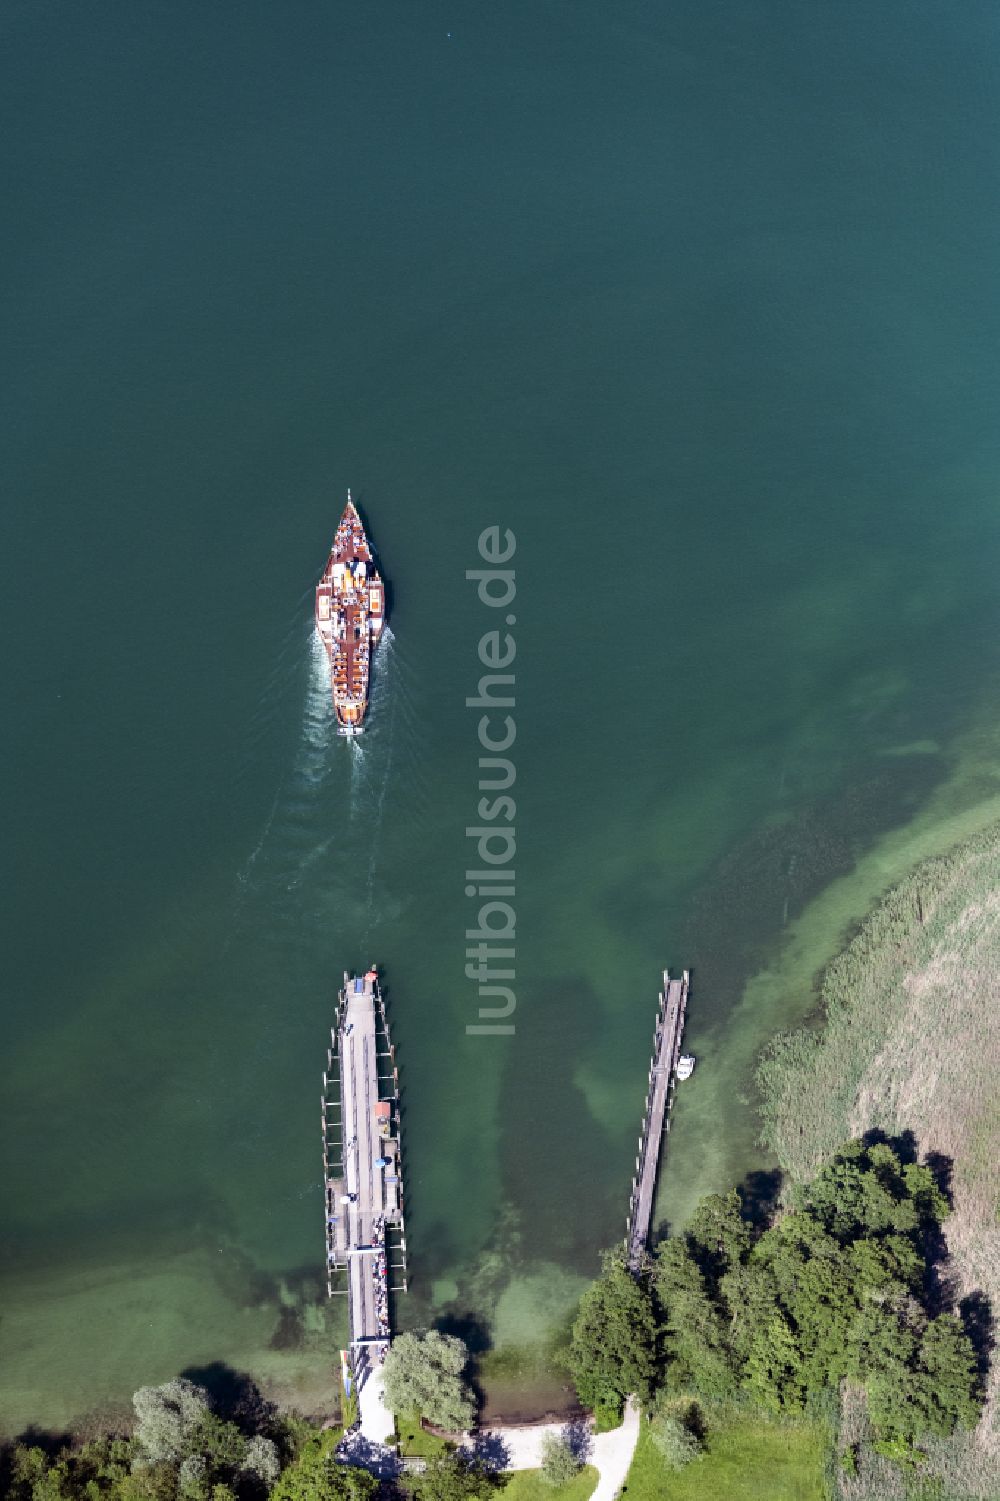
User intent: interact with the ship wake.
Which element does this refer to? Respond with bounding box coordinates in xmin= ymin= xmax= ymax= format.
xmin=234 ymin=624 xmax=422 ymax=958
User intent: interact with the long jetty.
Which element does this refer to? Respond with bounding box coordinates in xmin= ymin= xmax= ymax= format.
xmin=625 ymin=969 xmax=690 ymax=1270
xmin=322 ymin=969 xmax=407 ymax=1440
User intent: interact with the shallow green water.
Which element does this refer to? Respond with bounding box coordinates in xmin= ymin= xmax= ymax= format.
xmin=4 ymin=0 xmax=1000 ymax=1431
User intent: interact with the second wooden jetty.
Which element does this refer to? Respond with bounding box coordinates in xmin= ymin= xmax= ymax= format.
xmin=625 ymin=969 xmax=690 ymax=1270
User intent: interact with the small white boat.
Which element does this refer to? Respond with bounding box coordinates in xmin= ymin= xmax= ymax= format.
xmin=676 ymin=1054 xmax=696 ymax=1081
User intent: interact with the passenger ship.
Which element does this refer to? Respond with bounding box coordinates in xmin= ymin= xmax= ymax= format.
xmin=315 ymin=494 xmax=386 ymax=735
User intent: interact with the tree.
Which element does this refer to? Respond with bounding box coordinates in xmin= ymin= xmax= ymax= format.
xmin=381 ymin=1331 xmax=475 ymax=1432
xmin=793 ymin=1140 xmax=929 ymax=1244
xmin=654 ymin=1238 xmax=736 ymax=1398
xmin=685 ymin=1190 xmax=750 ymax=1285
xmin=178 ymin=1456 xmax=209 ymax=1501
xmin=7 ymin=1437 xmax=138 ymax=1501
xmin=73 ymin=1437 xmax=134 ymax=1501
xmin=746 ymin=1213 xmax=857 ymax=1392
xmin=861 ymin=1311 xmax=981 ymax=1451
xmin=917 ymin=1313 xmax=981 ymax=1434
xmin=191 ymin=1415 xmax=248 ymax=1480
xmin=7 ymin=1447 xmax=69 ymax=1501
xmin=719 ymin=1258 xmax=778 ymax=1367
xmin=652 ymin=1137 xmax=984 ymax=1461
xmin=240 ymin=1437 xmax=281 ymax=1490
xmin=270 ymin=1432 xmax=375 ymax=1501
xmin=568 ymin=1250 xmax=658 ymax=1412
xmin=115 ymin=1465 xmax=180 ymax=1501
xmin=538 ymin=1434 xmax=580 ymax=1488
xmin=743 ymin=1312 xmax=807 ymax=1412
xmin=132 ymin=1380 xmax=212 ymax=1466
xmin=414 ymin=1454 xmax=500 ymax=1501
xmin=271 ymin=1415 xmax=322 ymax=1467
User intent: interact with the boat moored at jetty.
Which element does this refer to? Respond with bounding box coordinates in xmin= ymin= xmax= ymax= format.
xmin=315 ymin=494 xmax=386 ymax=735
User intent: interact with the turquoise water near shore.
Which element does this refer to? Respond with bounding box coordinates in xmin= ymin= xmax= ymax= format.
xmin=4 ymin=1 xmax=1000 ymax=1430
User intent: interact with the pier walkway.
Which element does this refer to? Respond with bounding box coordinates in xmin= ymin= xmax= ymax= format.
xmin=625 ymin=970 xmax=689 ymax=1270
xmin=322 ymin=970 xmax=406 ymax=1442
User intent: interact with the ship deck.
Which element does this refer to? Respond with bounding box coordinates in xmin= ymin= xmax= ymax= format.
xmin=316 ymin=500 xmax=381 ymax=724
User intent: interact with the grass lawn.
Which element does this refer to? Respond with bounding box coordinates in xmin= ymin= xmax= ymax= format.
xmin=395 ymin=1410 xmax=451 ymax=1458
xmin=621 ymin=1414 xmax=828 ymax=1501
xmin=501 ymin=1466 xmax=598 ymax=1501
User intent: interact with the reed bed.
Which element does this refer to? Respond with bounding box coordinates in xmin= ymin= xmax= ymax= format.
xmin=757 ymin=825 xmax=1000 ymax=1497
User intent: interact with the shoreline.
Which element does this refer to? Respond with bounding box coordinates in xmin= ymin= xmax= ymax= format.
xmin=7 ymin=807 xmax=1000 ymax=1444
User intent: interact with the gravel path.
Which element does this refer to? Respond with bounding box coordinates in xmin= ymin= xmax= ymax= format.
xmin=467 ymin=1397 xmax=641 ymax=1500
xmin=588 ymin=1399 xmax=641 ymax=1501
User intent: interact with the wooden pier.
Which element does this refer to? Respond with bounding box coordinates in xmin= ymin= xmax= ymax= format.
xmin=625 ymin=969 xmax=690 ymax=1271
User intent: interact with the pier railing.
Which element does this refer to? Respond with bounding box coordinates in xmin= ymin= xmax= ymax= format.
xmin=376 ymin=989 xmax=408 ymax=1293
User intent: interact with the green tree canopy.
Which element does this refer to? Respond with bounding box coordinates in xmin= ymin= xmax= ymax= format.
xmin=269 ymin=1432 xmax=375 ymax=1501
xmin=413 ymin=1453 xmax=500 ymax=1501
xmin=7 ymin=1443 xmax=168 ymax=1501
xmin=192 ymin=1416 xmax=245 ymax=1474
xmin=685 ymin=1190 xmax=751 ymax=1283
xmin=654 ymin=1237 xmax=737 ymax=1398
xmin=7 ymin=1446 xmax=75 ymax=1501
xmin=132 ymin=1380 xmax=213 ymax=1467
xmin=114 ymin=1466 xmax=179 ymax=1501
xmin=241 ymin=1436 xmax=281 ymax=1490
xmin=650 ymin=1138 xmax=983 ymax=1461
xmin=792 ymin=1139 xmax=946 ymax=1244
xmin=381 ymin=1331 xmax=476 ymax=1432
xmin=567 ymin=1249 xmax=657 ymax=1410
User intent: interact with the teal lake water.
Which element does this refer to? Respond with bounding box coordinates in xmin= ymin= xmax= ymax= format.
xmin=4 ymin=1 xmax=1000 ymax=1430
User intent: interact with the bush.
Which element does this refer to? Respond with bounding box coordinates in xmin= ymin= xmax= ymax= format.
xmin=132 ymin=1379 xmax=212 ymax=1466
xmin=241 ymin=1437 xmax=281 ymax=1489
xmin=178 ymin=1455 xmax=209 ymax=1501
xmin=592 ymin=1400 xmax=623 ymax=1433
xmin=649 ymin=1413 xmax=703 ymax=1471
xmin=414 ymin=1452 xmax=500 ymax=1500
xmin=539 ymin=1434 xmax=581 ymax=1487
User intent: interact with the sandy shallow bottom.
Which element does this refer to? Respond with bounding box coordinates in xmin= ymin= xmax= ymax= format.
xmin=0 ymin=1243 xmax=581 ymax=1436
xmin=0 ymin=1247 xmax=341 ymax=1437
